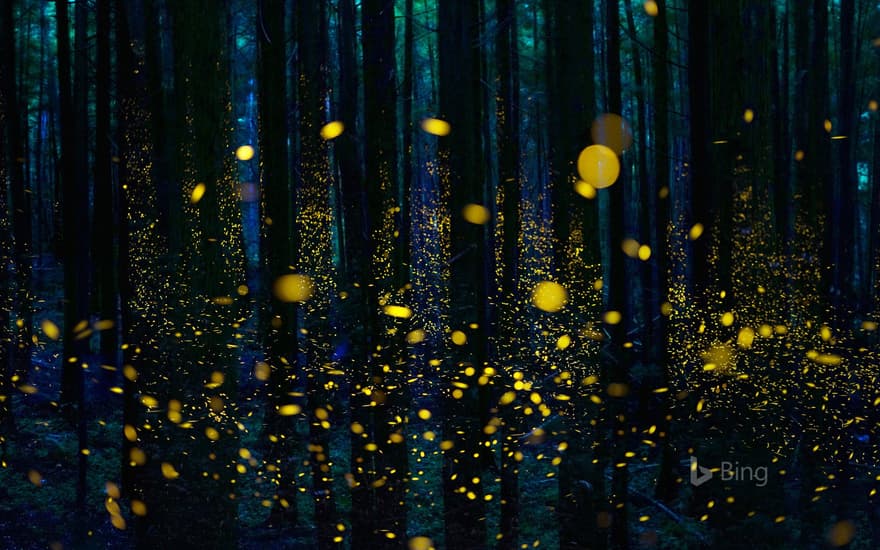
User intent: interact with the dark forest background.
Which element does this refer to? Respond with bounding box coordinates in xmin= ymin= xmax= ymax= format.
xmin=1 ymin=0 xmax=880 ymax=548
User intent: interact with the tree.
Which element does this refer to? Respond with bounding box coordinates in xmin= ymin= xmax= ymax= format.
xmin=603 ymin=2 xmax=631 ymax=547
xmin=0 ymin=0 xmax=16 ymax=453
xmin=649 ymin=0 xmax=677 ymax=504
xmin=438 ymin=0 xmax=491 ymax=547
xmin=56 ymin=2 xmax=91 ymax=535
xmin=349 ymin=0 xmax=411 ymax=546
xmin=257 ymin=0 xmax=300 ymax=528
xmin=93 ymin=0 xmax=119 ymax=383
xmin=294 ymin=1 xmax=340 ymax=546
xmin=835 ymin=0 xmax=857 ymax=311
xmin=4 ymin=0 xmax=33 ymax=387
xmin=494 ymin=0 xmax=522 ymax=546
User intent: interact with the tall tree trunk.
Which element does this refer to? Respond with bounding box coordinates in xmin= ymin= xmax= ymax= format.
xmin=163 ymin=1 xmax=244 ymax=546
xmin=5 ymin=0 xmax=32 ymax=386
xmin=604 ymin=2 xmax=630 ymax=547
xmin=350 ymin=0 xmax=410 ymax=547
xmin=295 ymin=1 xmax=340 ymax=547
xmin=56 ymin=0 xmax=92 ymax=539
xmin=0 ymin=0 xmax=16 ymax=450
xmin=837 ymin=0 xmax=857 ymax=311
xmin=438 ymin=0 xmax=490 ymax=548
xmin=650 ymin=0 xmax=676 ymax=504
xmin=495 ymin=0 xmax=521 ymax=547
xmin=94 ymin=0 xmax=119 ymax=388
xmin=258 ymin=0 xmax=300 ymax=528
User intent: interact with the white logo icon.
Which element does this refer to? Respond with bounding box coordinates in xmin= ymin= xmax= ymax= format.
xmin=690 ymin=455 xmax=712 ymax=486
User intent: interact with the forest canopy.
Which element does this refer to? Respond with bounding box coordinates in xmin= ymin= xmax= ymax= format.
xmin=1 ymin=0 xmax=880 ymax=549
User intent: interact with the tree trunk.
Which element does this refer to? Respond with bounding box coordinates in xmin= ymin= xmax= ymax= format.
xmin=0 ymin=0 xmax=16 ymax=448
xmin=495 ymin=0 xmax=521 ymax=547
xmin=295 ymin=1 xmax=340 ymax=547
xmin=258 ymin=0 xmax=300 ymax=528
xmin=604 ymin=2 xmax=630 ymax=547
xmin=438 ymin=0 xmax=490 ymax=547
xmin=837 ymin=0 xmax=857 ymax=311
xmin=4 ymin=0 xmax=32 ymax=387
xmin=94 ymin=0 xmax=119 ymax=390
xmin=650 ymin=0 xmax=676 ymax=504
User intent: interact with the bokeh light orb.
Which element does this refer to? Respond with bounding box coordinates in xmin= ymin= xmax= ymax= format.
xmin=190 ymin=182 xmax=206 ymax=204
xmin=577 ymin=144 xmax=620 ymax=189
xmin=273 ymin=274 xmax=315 ymax=303
xmin=590 ymin=113 xmax=632 ymax=155
xmin=462 ymin=203 xmax=490 ymax=224
xmin=320 ymin=121 xmax=345 ymax=140
xmin=531 ymin=281 xmax=568 ymax=313
xmin=235 ymin=145 xmax=255 ymax=161
xmin=421 ymin=117 xmax=451 ymax=136
xmin=574 ymin=180 xmax=596 ymax=199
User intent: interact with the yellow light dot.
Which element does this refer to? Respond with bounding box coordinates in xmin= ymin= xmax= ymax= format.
xmin=643 ymin=0 xmax=658 ymax=16
xmin=254 ymin=362 xmax=271 ymax=381
xmin=279 ymin=404 xmax=302 ymax=416
xmin=574 ymin=180 xmax=597 ymax=199
xmin=205 ymin=427 xmax=220 ymax=441
xmin=421 ymin=117 xmax=451 ymax=136
xmin=140 ymin=395 xmax=159 ymax=408
xmin=124 ymin=425 xmax=137 ymax=442
xmin=406 ymin=329 xmax=426 ymax=344
xmin=603 ymin=310 xmax=622 ymax=325
xmin=737 ymin=327 xmax=755 ymax=349
xmin=111 ymin=515 xmax=126 ymax=530
xmin=638 ymin=244 xmax=651 ymax=261
xmin=743 ymin=109 xmax=754 ymax=123
xmin=590 ymin=113 xmax=633 ymax=155
xmin=320 ymin=121 xmax=345 ymax=140
xmin=235 ymin=145 xmax=255 ymax=161
xmin=462 ymin=203 xmax=491 ymax=224
xmin=869 ymin=100 xmax=878 ymax=112
xmin=129 ymin=448 xmax=146 ymax=466
xmin=556 ymin=334 xmax=571 ymax=350
xmin=273 ymin=274 xmax=314 ymax=303
xmin=41 ymin=320 xmax=60 ymax=340
xmin=408 ymin=536 xmax=434 ymax=550
xmin=531 ymin=281 xmax=568 ymax=313
xmin=689 ymin=223 xmax=704 ymax=240
xmin=721 ymin=312 xmax=734 ymax=327
xmin=161 ymin=462 xmax=179 ymax=479
xmin=383 ymin=305 xmax=413 ymax=319
xmin=795 ymin=150 xmax=805 ymax=161
xmin=621 ymin=238 xmax=640 ymax=258
xmin=824 ymin=119 xmax=832 ymax=133
xmin=660 ymin=302 xmax=672 ymax=316
xmin=131 ymin=500 xmax=147 ymax=516
xmin=190 ymin=183 xmax=206 ymax=204
xmin=758 ymin=324 xmax=773 ymax=338
xmin=417 ymin=409 xmax=432 ymax=420
xmin=27 ymin=469 xmax=42 ymax=486
xmin=451 ymin=330 xmax=467 ymax=346
xmin=577 ymin=144 xmax=620 ymax=189
xmin=827 ymin=520 xmax=856 ymax=547
xmin=499 ymin=391 xmax=516 ymax=405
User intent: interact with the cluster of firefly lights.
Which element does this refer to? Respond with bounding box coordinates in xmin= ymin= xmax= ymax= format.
xmin=13 ymin=92 xmax=879 ymax=549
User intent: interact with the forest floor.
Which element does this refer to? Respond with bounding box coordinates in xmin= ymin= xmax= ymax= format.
xmin=1 ymin=259 xmax=879 ymax=549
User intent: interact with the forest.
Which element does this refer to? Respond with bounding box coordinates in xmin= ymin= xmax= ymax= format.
xmin=1 ymin=0 xmax=879 ymax=548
